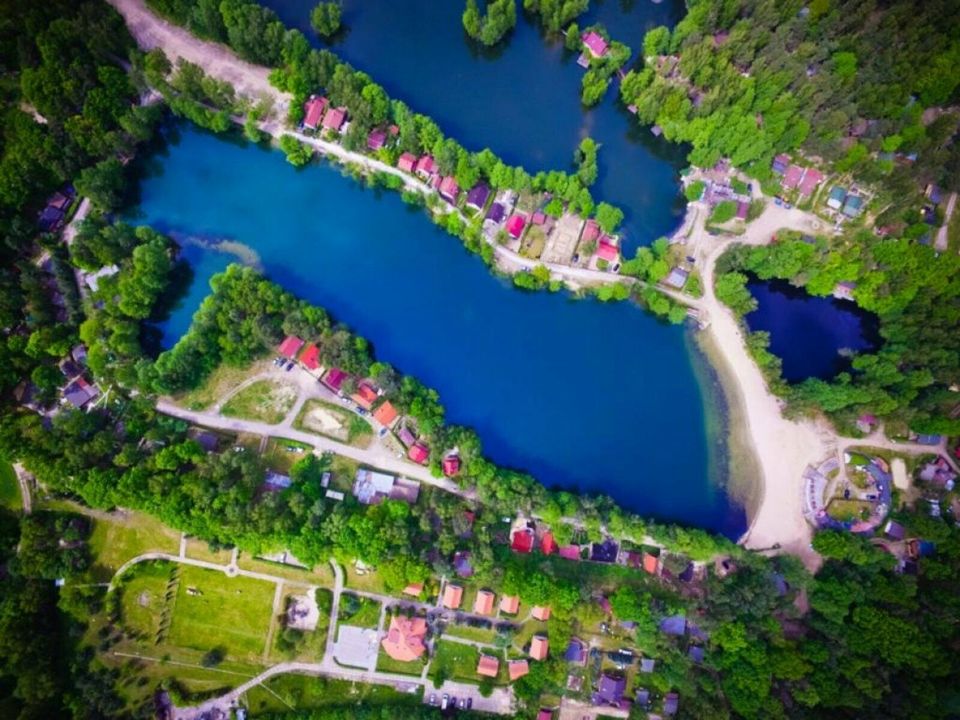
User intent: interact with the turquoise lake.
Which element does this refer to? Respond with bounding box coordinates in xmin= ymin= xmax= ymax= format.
xmin=133 ymin=125 xmax=745 ymax=536
xmin=262 ymin=0 xmax=690 ymax=256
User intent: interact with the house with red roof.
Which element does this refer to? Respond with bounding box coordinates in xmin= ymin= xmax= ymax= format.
xmin=506 ymin=214 xmax=526 ymax=239
xmin=642 ymin=552 xmax=661 ymax=576
xmin=372 ymin=400 xmax=398 ymax=427
xmin=442 ymin=454 xmax=461 ymax=477
xmin=415 ymin=155 xmax=436 ymax=178
xmin=322 ymin=106 xmax=347 ymax=132
xmin=597 ymin=238 xmax=619 ymax=262
xmin=439 ymin=176 xmax=460 ymax=203
xmin=380 ymin=616 xmax=427 ymax=662
xmin=798 ymin=167 xmax=824 ymax=196
xmin=532 ymin=605 xmax=551 ymax=621
xmin=581 ymin=218 xmax=600 ymax=243
xmin=781 ymin=164 xmax=804 ymax=190
xmin=541 ymin=532 xmax=558 ymax=555
xmin=510 ymin=527 xmax=534 ymax=553
xmin=537 ymin=711 xmax=555 ymax=720
xmin=397 ymin=153 xmax=417 ymax=173
xmin=299 ymin=343 xmax=321 ymax=373
xmin=442 ymin=583 xmax=463 ymax=609
xmin=500 ymin=595 xmax=520 ymax=614
xmin=403 ymin=582 xmax=423 ymax=596
xmin=322 ymin=368 xmax=350 ymax=394
xmin=303 ymin=96 xmax=328 ymax=131
xmin=408 ymin=441 xmax=429 ymax=464
xmin=351 ymin=382 xmax=378 ymax=409
xmin=278 ymin=335 xmax=305 ymax=359
xmin=582 ymin=31 xmax=609 ymax=58
xmin=367 ymin=129 xmax=387 ymax=151
xmin=477 ymin=655 xmax=500 ymax=678
xmin=558 ymin=545 xmax=581 ymax=561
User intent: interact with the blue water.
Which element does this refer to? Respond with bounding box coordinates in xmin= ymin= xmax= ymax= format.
xmin=746 ymin=279 xmax=880 ymax=383
xmin=131 ymin=126 xmax=744 ymax=536
xmin=261 ymin=0 xmax=689 ymax=255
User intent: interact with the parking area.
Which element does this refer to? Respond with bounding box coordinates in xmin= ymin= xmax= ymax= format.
xmin=332 ymin=624 xmax=379 ymax=671
xmin=423 ymin=680 xmax=513 ymax=715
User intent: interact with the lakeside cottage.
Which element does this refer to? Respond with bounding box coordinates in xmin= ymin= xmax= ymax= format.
xmin=827 ymin=186 xmax=847 ymax=209
xmin=408 ymin=441 xmax=430 ymax=464
xmin=322 ymin=106 xmax=347 ymax=133
xmin=302 ymin=95 xmax=328 ymax=130
xmin=278 ymin=335 xmax=304 ymax=359
xmin=372 ymin=400 xmax=398 ymax=427
xmin=442 ymin=454 xmax=461 ymax=477
xmin=506 ymin=214 xmax=526 ymax=239
xmin=366 ymin=129 xmax=387 ymax=151
xmin=665 ymin=267 xmax=689 ymax=289
xmin=597 ymin=237 xmax=619 ymax=262
xmin=581 ymin=218 xmax=600 ymax=243
xmin=322 ymin=367 xmax=350 ymax=393
xmin=486 ymin=202 xmax=506 ymax=224
xmin=582 ymin=31 xmax=609 ymax=58
xmin=415 ymin=155 xmax=436 ymax=178
xmin=466 ymin=183 xmax=491 ymax=210
xmin=439 ymin=176 xmax=460 ymax=203
xmin=299 ymin=343 xmax=321 ymax=373
xmin=397 ymin=152 xmax=417 ymax=173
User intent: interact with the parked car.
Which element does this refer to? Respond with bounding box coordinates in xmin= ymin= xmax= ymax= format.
xmin=774 ymin=197 xmax=783 ymax=206
xmin=458 ymin=698 xmax=468 ymax=709
xmin=284 ymin=361 xmax=294 ymax=371
xmin=466 ymin=698 xmax=473 ymax=709
xmin=440 ymin=694 xmax=449 ymax=710
xmin=378 ymin=427 xmax=387 ymax=437
xmin=355 ymin=407 xmax=367 ymax=416
xmin=428 ymin=694 xmax=437 ymax=706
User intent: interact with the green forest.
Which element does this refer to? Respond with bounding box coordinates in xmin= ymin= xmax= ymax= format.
xmin=1 ymin=0 xmax=959 ymax=718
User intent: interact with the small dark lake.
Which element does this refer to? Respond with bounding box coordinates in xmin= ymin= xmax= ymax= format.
xmin=261 ymin=0 xmax=689 ymax=255
xmin=745 ymin=278 xmax=881 ymax=383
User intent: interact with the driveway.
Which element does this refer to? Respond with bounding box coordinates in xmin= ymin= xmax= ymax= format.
xmin=425 ymin=680 xmax=513 ymax=715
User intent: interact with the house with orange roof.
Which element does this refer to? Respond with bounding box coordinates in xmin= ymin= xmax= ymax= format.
xmin=477 ymin=654 xmax=500 ymax=678
xmin=351 ymin=382 xmax=378 ymax=409
xmin=532 ymin=605 xmax=551 ymax=621
xmin=530 ymin=635 xmax=549 ymax=660
xmin=508 ymin=659 xmax=529 ymax=680
xmin=402 ymin=582 xmax=423 ymax=596
xmin=372 ymin=400 xmax=398 ymax=427
xmin=474 ymin=590 xmax=495 ymax=616
xmin=442 ymin=583 xmax=463 ymax=609
xmin=643 ymin=552 xmax=661 ymax=576
xmin=380 ymin=615 xmax=428 ymax=662
xmin=541 ymin=532 xmax=558 ymax=555
xmin=500 ymin=595 xmax=520 ymax=614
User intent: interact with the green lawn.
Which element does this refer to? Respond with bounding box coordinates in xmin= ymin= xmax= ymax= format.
xmin=295 ymin=399 xmax=373 ymax=447
xmin=117 ymin=560 xmax=175 ymax=642
xmin=183 ymin=538 xmax=232 ymax=565
xmin=0 ymin=457 xmax=21 ymax=510
xmin=167 ymin=565 xmax=276 ymax=664
xmin=443 ymin=623 xmax=497 ymax=645
xmin=827 ymin=499 xmax=872 ymax=522
xmin=221 ymin=379 xmax=298 ymax=424
xmin=242 ymin=675 xmax=421 ymax=715
xmin=176 ymin=362 xmax=262 ymax=411
xmin=428 ymin=640 xmax=481 ymax=684
xmin=376 ymin=647 xmax=427 ymax=676
xmin=88 ymin=511 xmax=182 ymax=582
xmin=262 ymin=437 xmax=313 ymax=474
xmin=236 ymin=552 xmax=334 ymax=586
xmin=338 ymin=593 xmax=381 ymax=629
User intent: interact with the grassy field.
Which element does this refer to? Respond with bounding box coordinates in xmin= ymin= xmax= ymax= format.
xmin=443 ymin=622 xmax=497 ymax=645
xmin=0 ymin=457 xmax=20 ymax=510
xmin=167 ymin=565 xmax=276 ymax=664
xmin=269 ymin=589 xmax=332 ymax=663
xmin=827 ymin=498 xmax=872 ymax=522
xmin=237 ymin=552 xmax=334 ymax=586
xmin=520 ymin=226 xmax=546 ymax=259
xmin=118 ymin=560 xmax=175 ymax=642
xmin=221 ymin=379 xmax=298 ymax=424
xmin=428 ymin=640 xmax=481 ymax=684
xmin=376 ymin=647 xmax=426 ymax=676
xmin=338 ymin=593 xmax=381 ymax=628
xmin=343 ymin=563 xmax=390 ymax=594
xmin=241 ymin=675 xmax=422 ymax=715
xmin=176 ymin=362 xmax=264 ymax=411
xmin=88 ymin=511 xmax=182 ymax=582
xmin=262 ymin=437 xmax=313 ymax=474
xmin=183 ymin=538 xmax=232 ymax=565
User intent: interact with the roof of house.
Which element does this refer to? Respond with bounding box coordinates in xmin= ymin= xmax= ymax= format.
xmin=367 ymin=129 xmax=387 ymax=151
xmin=582 ymin=218 xmax=600 ymax=243
xmin=532 ymin=210 xmax=546 ymax=225
xmin=381 ymin=616 xmax=428 ymax=662
xmin=474 ymin=590 xmax=495 ymax=615
xmin=537 ymin=711 xmax=554 ymax=720
xmin=511 ymin=528 xmax=534 ymax=553
xmin=373 ymin=401 xmax=398 ymax=427
xmin=506 ymin=214 xmax=526 ymax=239
xmin=408 ymin=442 xmax=429 ymax=464
xmin=398 ymin=427 xmax=417 ymax=447
xmin=352 ymin=382 xmax=378 ymax=408
xmin=530 ymin=635 xmax=549 ymax=660
xmin=403 ymin=582 xmax=423 ymax=596
xmin=582 ymin=31 xmax=608 ymax=56
xmin=597 ymin=239 xmax=619 ymax=261
xmin=322 ymin=106 xmax=347 ymax=131
xmin=453 ymin=551 xmax=474 ymax=577
xmin=264 ymin=471 xmax=291 ymax=489
xmin=541 ymin=532 xmax=558 ymax=555
xmin=884 ymin=520 xmax=906 ymax=540
xmin=439 ymin=176 xmax=459 ymax=199
xmin=564 ymin=638 xmax=586 ymax=663
xmin=323 ymin=367 xmax=349 ymax=392
xmin=640 ymin=657 xmax=655 ymax=672
xmin=688 ymin=646 xmax=705 ymax=664
xmin=591 ymin=539 xmax=619 ymax=563
xmin=477 ymin=654 xmax=500 ymax=677
xmin=593 ymin=673 xmax=626 ymax=705
xmin=486 ymin=202 xmax=506 ymax=223
xmin=736 ymin=200 xmax=749 ymax=219
xmin=829 ymin=185 xmax=847 ymax=201
xmin=500 ymin=595 xmax=520 ymax=614
xmin=664 ymin=692 xmax=679 ymax=715
xmin=782 ymin=164 xmax=804 ymax=189
xmin=799 ymin=168 xmax=824 ymax=195
xmin=660 ymin=614 xmax=687 ymax=636
xmin=508 ymin=659 xmax=529 ymax=680
xmin=303 ymin=96 xmax=328 ymax=128
xmin=558 ymin=545 xmax=581 ymax=560
xmin=642 ymin=552 xmax=660 ymax=575
xmin=278 ymin=335 xmax=305 ymax=358
xmin=665 ymin=267 xmax=689 ymax=289
xmin=299 ymin=343 xmax=321 ymax=370
xmin=415 ymin=155 xmax=436 ymax=175
xmin=442 ymin=455 xmax=461 ymax=477
xmin=398 ymin=153 xmax=417 ymax=172
xmin=442 ymin=584 xmax=463 ymax=609
xmin=466 ymin=183 xmax=491 ymax=209
xmin=532 ymin=605 xmax=551 ymax=621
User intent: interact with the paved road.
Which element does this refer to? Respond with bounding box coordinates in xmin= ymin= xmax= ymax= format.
xmin=13 ymin=463 xmax=33 ymax=514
